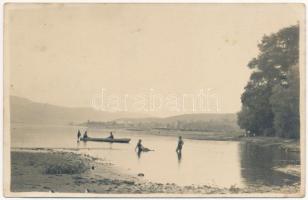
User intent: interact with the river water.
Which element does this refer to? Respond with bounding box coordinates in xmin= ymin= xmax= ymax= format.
xmin=11 ymin=124 xmax=300 ymax=188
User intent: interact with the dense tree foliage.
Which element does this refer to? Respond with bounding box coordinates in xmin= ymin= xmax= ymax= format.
xmin=238 ymin=25 xmax=300 ymax=138
xmin=270 ymin=64 xmax=300 ymax=138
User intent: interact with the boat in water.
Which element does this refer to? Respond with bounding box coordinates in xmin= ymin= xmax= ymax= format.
xmin=80 ymin=137 xmax=131 ymax=143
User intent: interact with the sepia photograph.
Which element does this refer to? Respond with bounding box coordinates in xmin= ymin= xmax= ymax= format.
xmin=3 ymin=3 xmax=305 ymax=197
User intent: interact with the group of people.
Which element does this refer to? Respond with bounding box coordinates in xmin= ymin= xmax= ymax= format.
xmin=77 ymin=130 xmax=114 ymax=141
xmin=135 ymin=136 xmax=184 ymax=156
xmin=76 ymin=130 xmax=185 ymax=155
xmin=77 ymin=129 xmax=88 ymax=141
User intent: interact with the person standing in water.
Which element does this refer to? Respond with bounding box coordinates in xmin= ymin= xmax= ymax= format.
xmin=135 ymin=139 xmax=144 ymax=158
xmin=135 ymin=139 xmax=143 ymax=154
xmin=176 ymin=136 xmax=184 ymax=154
xmin=77 ymin=130 xmax=81 ymax=141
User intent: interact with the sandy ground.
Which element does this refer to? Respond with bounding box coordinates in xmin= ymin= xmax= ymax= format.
xmin=10 ymin=149 xmax=301 ymax=195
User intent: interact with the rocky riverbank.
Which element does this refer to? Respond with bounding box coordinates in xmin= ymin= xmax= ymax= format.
xmin=9 ymin=149 xmax=302 ymax=196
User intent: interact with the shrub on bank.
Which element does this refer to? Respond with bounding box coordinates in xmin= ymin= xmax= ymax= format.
xmin=44 ymin=154 xmax=90 ymax=175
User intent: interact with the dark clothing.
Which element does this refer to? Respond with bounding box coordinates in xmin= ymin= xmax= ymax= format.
xmin=83 ymin=131 xmax=88 ymax=139
xmin=176 ymin=139 xmax=184 ymax=152
xmin=178 ymin=140 xmax=184 ymax=148
xmin=108 ymin=132 xmax=114 ymax=139
xmin=136 ymin=142 xmax=143 ymax=153
xmin=77 ymin=131 xmax=81 ymax=138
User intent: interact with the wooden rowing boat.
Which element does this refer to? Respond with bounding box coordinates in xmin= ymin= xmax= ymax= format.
xmin=80 ymin=137 xmax=131 ymax=143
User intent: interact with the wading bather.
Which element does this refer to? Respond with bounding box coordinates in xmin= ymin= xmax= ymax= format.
xmin=135 ymin=139 xmax=152 ymax=153
xmin=176 ymin=136 xmax=184 ymax=154
xmin=135 ymin=139 xmax=144 ymax=154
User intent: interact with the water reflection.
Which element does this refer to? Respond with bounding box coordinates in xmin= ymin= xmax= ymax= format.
xmin=240 ymin=142 xmax=300 ymax=186
xmin=82 ymin=140 xmax=87 ymax=148
xmin=137 ymin=150 xmax=142 ymax=159
xmin=11 ymin=124 xmax=300 ymax=187
xmin=177 ymin=151 xmax=182 ymax=164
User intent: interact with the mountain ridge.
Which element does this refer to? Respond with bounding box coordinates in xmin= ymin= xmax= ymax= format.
xmin=10 ymin=96 xmax=239 ymax=129
xmin=10 ymin=96 xmax=151 ymax=125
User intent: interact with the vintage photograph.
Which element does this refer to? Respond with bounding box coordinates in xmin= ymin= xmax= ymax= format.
xmin=3 ymin=3 xmax=305 ymax=197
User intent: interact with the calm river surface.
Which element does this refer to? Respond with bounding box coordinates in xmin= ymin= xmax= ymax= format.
xmin=11 ymin=124 xmax=299 ymax=188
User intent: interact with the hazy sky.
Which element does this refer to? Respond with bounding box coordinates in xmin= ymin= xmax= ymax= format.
xmin=6 ymin=4 xmax=304 ymax=116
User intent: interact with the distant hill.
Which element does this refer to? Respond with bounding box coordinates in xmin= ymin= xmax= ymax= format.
xmin=165 ymin=113 xmax=237 ymax=122
xmin=96 ymin=113 xmax=241 ymax=133
xmin=10 ymin=96 xmax=151 ymax=125
xmin=115 ymin=113 xmax=237 ymax=123
xmin=10 ymin=96 xmax=241 ymax=132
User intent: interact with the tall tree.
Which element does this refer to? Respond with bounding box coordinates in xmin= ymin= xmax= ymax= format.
xmin=270 ymin=64 xmax=300 ymax=138
xmin=238 ymin=25 xmax=299 ymax=138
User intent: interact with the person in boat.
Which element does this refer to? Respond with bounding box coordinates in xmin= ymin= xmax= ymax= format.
xmin=108 ymin=132 xmax=114 ymax=139
xmin=77 ymin=130 xmax=81 ymax=141
xmin=176 ymin=136 xmax=184 ymax=154
xmin=83 ymin=131 xmax=88 ymax=139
